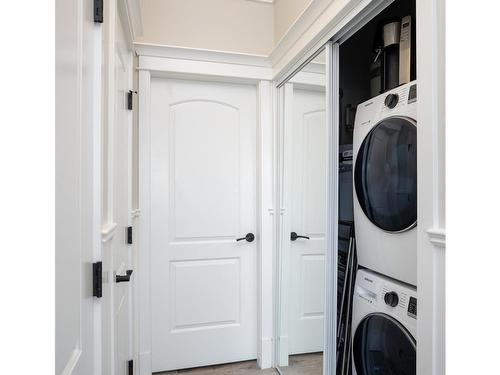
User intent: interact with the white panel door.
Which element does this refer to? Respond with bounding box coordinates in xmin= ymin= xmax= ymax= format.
xmin=288 ymin=88 xmax=327 ymax=355
xmin=150 ymin=78 xmax=258 ymax=372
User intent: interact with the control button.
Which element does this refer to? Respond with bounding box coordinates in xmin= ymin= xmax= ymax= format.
xmin=384 ymin=291 xmax=399 ymax=307
xmin=384 ymin=93 xmax=399 ymax=109
xmin=408 ymin=296 xmax=417 ymax=318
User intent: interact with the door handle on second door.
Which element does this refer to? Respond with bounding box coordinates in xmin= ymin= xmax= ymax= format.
xmin=290 ymin=232 xmax=310 ymax=241
xmin=116 ymin=269 xmax=133 ymax=283
xmin=236 ymin=233 xmax=255 ymax=242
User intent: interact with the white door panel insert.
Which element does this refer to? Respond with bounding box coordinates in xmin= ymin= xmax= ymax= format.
xmin=150 ymin=78 xmax=257 ymax=372
xmin=288 ymin=88 xmax=327 ymax=355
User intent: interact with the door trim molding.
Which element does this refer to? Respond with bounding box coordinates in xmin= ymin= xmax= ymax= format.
xmin=135 ymin=43 xmax=273 ymax=82
xmin=137 ymin=60 xmax=274 ymax=373
xmin=138 ymin=69 xmax=153 ymax=375
xmin=323 ymin=40 xmax=339 ymax=375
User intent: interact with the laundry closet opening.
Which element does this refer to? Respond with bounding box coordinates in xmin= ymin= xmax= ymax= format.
xmin=336 ymin=0 xmax=418 ymax=374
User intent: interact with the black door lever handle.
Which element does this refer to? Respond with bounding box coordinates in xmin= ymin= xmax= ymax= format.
xmin=290 ymin=232 xmax=310 ymax=241
xmin=236 ymin=233 xmax=255 ymax=242
xmin=116 ymin=269 xmax=133 ymax=283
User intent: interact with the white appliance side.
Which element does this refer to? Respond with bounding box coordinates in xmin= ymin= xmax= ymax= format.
xmin=352 ymin=82 xmax=418 ymax=286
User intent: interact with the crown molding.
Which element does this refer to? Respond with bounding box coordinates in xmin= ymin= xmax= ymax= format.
xmin=270 ymin=0 xmax=338 ymax=64
xmin=135 ymin=42 xmax=271 ymax=68
xmin=118 ymin=0 xmax=144 ymax=48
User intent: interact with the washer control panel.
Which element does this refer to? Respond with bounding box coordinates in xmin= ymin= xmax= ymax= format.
xmin=356 ymin=269 xmax=417 ymax=326
xmin=384 ymin=291 xmax=399 ymax=307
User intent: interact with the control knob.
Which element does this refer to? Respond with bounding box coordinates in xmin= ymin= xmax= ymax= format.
xmin=384 ymin=291 xmax=399 ymax=307
xmin=384 ymin=93 xmax=399 ymax=109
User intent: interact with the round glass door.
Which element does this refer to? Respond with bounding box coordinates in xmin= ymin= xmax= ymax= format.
xmin=353 ymin=313 xmax=416 ymax=375
xmin=354 ymin=116 xmax=417 ymax=232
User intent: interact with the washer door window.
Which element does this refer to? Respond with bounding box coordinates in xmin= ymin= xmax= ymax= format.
xmin=355 ymin=117 xmax=417 ymax=232
xmin=353 ymin=313 xmax=416 ymax=375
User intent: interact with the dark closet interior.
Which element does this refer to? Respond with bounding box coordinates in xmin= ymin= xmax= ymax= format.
xmin=339 ymin=0 xmax=416 ymax=145
xmin=336 ymin=1 xmax=417 ymax=373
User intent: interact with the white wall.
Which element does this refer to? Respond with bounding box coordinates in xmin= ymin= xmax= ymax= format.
xmin=274 ymin=0 xmax=311 ymax=44
xmin=137 ymin=0 xmax=274 ymax=55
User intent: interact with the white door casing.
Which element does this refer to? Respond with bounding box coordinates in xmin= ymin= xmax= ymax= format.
xmin=101 ymin=0 xmax=134 ymax=374
xmin=288 ymin=87 xmax=327 ymax=355
xmin=112 ymin=10 xmax=134 ymax=375
xmin=150 ymin=78 xmax=258 ymax=372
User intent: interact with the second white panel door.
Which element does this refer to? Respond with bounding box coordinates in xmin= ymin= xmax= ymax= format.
xmin=150 ymin=78 xmax=258 ymax=372
xmin=288 ymin=87 xmax=327 ymax=355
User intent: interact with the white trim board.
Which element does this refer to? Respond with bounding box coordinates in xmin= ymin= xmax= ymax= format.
xmin=135 ymin=43 xmax=273 ymax=82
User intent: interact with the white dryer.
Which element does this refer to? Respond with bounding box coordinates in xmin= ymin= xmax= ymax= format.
xmin=353 ymin=81 xmax=417 ymax=285
xmin=351 ymin=269 xmax=417 ymax=375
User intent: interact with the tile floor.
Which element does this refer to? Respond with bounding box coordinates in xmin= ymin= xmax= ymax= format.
xmin=156 ymin=353 xmax=322 ymax=375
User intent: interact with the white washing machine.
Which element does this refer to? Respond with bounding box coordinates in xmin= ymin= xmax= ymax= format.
xmin=353 ymin=81 xmax=417 ymax=285
xmin=351 ymin=269 xmax=417 ymax=375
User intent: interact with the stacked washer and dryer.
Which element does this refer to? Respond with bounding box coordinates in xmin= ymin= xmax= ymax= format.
xmin=351 ymin=80 xmax=418 ymax=375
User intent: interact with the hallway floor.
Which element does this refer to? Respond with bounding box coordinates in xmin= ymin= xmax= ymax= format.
xmin=279 ymin=352 xmax=323 ymax=375
xmin=158 ymin=360 xmax=278 ymax=375
xmin=157 ymin=353 xmax=322 ymax=375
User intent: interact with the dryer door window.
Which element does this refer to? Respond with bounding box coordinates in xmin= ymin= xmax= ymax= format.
xmin=353 ymin=313 xmax=416 ymax=375
xmin=354 ymin=117 xmax=417 ymax=232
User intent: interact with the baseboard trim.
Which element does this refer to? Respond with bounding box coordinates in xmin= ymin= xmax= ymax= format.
xmin=258 ymin=337 xmax=274 ymax=369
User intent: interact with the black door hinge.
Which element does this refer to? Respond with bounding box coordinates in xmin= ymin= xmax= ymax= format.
xmin=92 ymin=261 xmax=103 ymax=298
xmin=94 ymin=0 xmax=103 ymax=23
xmin=128 ymin=360 xmax=133 ymax=375
xmin=127 ymin=226 xmax=133 ymax=245
xmin=127 ymin=90 xmax=137 ymax=110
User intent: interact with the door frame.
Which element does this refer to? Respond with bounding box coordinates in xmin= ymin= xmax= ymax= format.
xmin=274 ymin=41 xmax=338 ymax=374
xmin=135 ymin=45 xmax=275 ymax=375
xmin=275 ymin=54 xmax=330 ymax=367
xmin=101 ymin=1 xmax=143 ymax=374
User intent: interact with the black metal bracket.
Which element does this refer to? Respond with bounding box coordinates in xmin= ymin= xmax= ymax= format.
xmin=94 ymin=0 xmax=103 ymax=23
xmin=127 ymin=226 xmax=133 ymax=245
xmin=128 ymin=359 xmax=133 ymax=375
xmin=92 ymin=261 xmax=103 ymax=298
xmin=127 ymin=90 xmax=138 ymax=110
